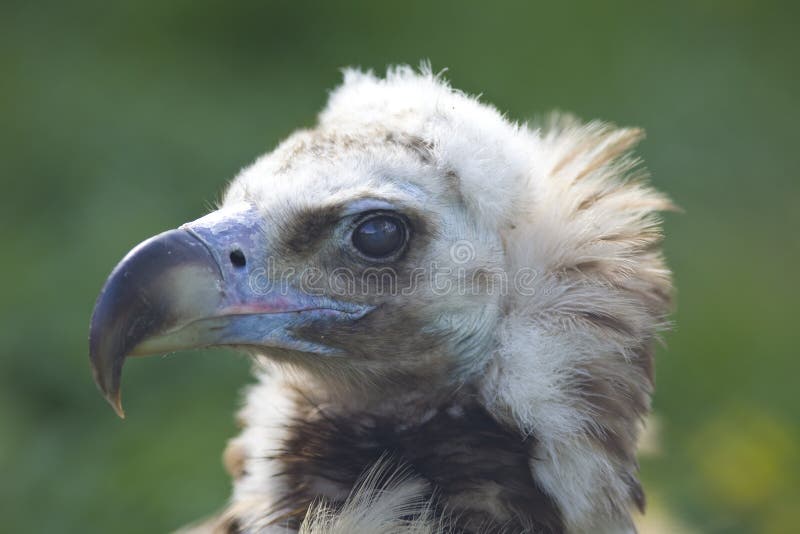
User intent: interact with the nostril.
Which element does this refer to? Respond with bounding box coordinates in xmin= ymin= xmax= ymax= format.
xmin=229 ymin=249 xmax=246 ymax=268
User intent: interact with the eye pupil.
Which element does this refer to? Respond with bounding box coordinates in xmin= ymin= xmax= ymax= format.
xmin=352 ymin=215 xmax=405 ymax=258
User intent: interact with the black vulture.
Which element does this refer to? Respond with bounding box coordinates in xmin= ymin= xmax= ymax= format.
xmin=90 ymin=66 xmax=673 ymax=533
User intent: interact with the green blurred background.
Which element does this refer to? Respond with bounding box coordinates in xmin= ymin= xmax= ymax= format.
xmin=1 ymin=1 xmax=797 ymax=532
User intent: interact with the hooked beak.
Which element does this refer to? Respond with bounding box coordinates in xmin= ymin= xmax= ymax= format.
xmin=89 ymin=204 xmax=370 ymax=418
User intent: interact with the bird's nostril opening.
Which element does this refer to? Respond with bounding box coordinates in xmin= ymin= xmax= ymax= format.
xmin=229 ymin=249 xmax=246 ymax=268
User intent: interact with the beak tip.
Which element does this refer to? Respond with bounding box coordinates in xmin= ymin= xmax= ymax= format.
xmin=107 ymin=391 xmax=126 ymax=419
xmin=92 ymin=361 xmax=126 ymax=418
xmin=90 ymin=351 xmax=125 ymax=418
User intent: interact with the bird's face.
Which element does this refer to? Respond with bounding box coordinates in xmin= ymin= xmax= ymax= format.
xmin=90 ymin=128 xmax=505 ymax=415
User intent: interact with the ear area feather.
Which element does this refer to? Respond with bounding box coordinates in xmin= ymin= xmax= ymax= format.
xmin=482 ymin=117 xmax=675 ymax=532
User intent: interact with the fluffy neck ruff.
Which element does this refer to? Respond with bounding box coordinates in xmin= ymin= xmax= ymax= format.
xmin=213 ymin=374 xmax=564 ymax=534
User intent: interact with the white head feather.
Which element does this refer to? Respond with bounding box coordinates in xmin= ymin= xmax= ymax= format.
xmin=218 ymin=65 xmax=673 ymax=533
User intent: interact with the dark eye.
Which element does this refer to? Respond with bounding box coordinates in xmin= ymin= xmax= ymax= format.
xmin=352 ymin=214 xmax=406 ymax=259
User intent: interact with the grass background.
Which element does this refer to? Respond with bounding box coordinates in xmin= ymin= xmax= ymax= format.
xmin=1 ymin=1 xmax=797 ymax=532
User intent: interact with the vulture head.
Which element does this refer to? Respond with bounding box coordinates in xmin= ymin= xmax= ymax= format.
xmin=90 ymin=66 xmax=673 ymax=533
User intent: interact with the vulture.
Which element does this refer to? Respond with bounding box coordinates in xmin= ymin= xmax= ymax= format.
xmin=89 ymin=66 xmax=673 ymax=534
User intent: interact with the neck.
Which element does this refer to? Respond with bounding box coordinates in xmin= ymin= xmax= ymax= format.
xmin=259 ymin=376 xmax=565 ymax=533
